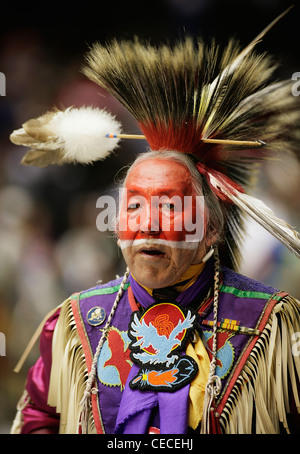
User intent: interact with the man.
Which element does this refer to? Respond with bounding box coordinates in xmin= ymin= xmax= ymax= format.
xmin=10 ymin=12 xmax=300 ymax=434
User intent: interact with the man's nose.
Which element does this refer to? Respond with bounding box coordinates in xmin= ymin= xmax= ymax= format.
xmin=140 ymin=204 xmax=160 ymax=233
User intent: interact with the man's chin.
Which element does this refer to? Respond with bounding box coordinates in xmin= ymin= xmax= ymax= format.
xmin=132 ymin=266 xmax=174 ymax=290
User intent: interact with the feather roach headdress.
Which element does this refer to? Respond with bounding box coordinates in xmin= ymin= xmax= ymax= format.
xmin=10 ymin=8 xmax=300 ymax=268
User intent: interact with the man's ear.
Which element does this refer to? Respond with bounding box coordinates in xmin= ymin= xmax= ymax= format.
xmin=117 ymin=239 xmax=121 ymax=247
xmin=205 ymin=228 xmax=219 ymax=249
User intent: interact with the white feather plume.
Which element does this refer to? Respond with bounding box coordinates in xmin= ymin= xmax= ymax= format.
xmin=10 ymin=106 xmax=123 ymax=167
xmin=51 ymin=107 xmax=122 ymax=163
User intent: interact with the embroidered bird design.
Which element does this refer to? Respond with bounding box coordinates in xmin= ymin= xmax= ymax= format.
xmin=204 ymin=330 xmax=235 ymax=379
xmin=104 ymin=328 xmax=132 ymax=388
xmin=129 ymin=309 xmax=195 ymax=367
xmin=129 ymin=357 xmax=198 ymax=390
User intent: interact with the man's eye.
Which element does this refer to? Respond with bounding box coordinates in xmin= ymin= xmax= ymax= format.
xmin=127 ymin=202 xmax=140 ymax=210
xmin=164 ymin=203 xmax=175 ymax=210
xmin=163 ymin=203 xmax=175 ymax=211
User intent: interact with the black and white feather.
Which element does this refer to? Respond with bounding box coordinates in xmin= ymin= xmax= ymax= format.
xmin=9 ymin=8 xmax=300 ymax=266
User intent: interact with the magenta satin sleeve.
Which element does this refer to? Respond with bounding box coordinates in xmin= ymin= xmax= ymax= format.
xmin=21 ymin=308 xmax=61 ymax=434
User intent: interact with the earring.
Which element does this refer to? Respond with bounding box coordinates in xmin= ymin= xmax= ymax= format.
xmin=201 ymin=246 xmax=214 ymax=263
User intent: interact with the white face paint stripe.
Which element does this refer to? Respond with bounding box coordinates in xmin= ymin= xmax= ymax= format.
xmin=118 ymin=238 xmax=199 ymax=250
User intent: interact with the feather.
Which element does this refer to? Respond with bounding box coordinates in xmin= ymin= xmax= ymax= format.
xmin=82 ymin=11 xmax=299 ymax=268
xmin=210 ymin=6 xmax=293 ymax=90
xmin=207 ymin=172 xmax=300 ymax=259
xmin=230 ymin=192 xmax=300 ymax=259
xmin=83 ymin=25 xmax=299 ymax=183
xmin=10 ymin=106 xmax=122 ymax=166
xmin=9 ymin=9 xmax=300 ymax=267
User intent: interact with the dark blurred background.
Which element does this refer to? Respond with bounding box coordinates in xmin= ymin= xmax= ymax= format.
xmin=0 ymin=0 xmax=299 ymax=433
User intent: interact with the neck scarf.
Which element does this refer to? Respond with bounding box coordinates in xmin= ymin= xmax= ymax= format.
xmin=115 ymin=258 xmax=214 ymax=434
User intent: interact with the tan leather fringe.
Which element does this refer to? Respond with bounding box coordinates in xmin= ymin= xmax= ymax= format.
xmin=219 ymin=296 xmax=300 ymax=434
xmin=10 ymin=390 xmax=31 ymax=434
xmin=48 ymin=298 xmax=96 ymax=434
xmin=11 ymin=295 xmax=300 ymax=434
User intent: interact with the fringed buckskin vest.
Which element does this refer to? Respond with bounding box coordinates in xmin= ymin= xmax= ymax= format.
xmin=46 ymin=265 xmax=300 ymax=434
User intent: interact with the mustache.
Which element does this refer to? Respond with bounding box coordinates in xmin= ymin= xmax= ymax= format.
xmin=118 ymin=238 xmax=199 ymax=250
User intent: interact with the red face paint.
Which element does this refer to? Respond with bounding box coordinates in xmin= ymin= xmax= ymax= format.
xmin=118 ymin=158 xmax=205 ymax=248
xmin=118 ymin=159 xmax=208 ymax=289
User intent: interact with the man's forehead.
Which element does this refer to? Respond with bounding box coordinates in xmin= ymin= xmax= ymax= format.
xmin=125 ymin=158 xmax=194 ymax=193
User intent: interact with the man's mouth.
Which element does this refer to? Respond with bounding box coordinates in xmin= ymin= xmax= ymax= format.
xmin=138 ymin=247 xmax=166 ymax=258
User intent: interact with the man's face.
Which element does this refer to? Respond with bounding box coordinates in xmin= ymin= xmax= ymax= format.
xmin=118 ymin=158 xmax=208 ymax=289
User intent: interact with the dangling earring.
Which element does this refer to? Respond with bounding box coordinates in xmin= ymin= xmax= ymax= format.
xmin=201 ymin=245 xmax=214 ymax=263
